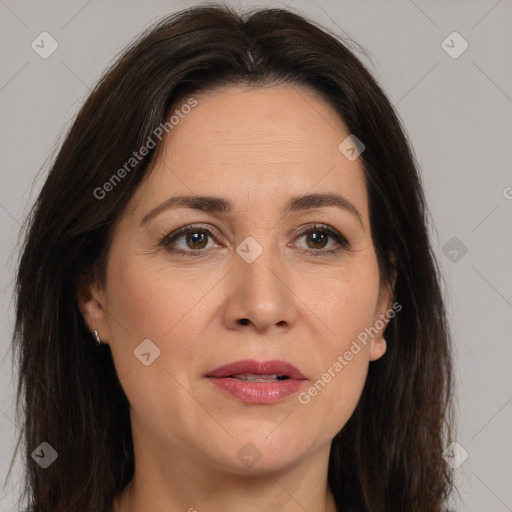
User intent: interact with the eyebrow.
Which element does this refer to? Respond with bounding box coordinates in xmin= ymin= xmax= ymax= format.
xmin=140 ymin=192 xmax=364 ymax=228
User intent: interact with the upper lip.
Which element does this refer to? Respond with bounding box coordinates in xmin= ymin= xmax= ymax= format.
xmin=206 ymin=359 xmax=307 ymax=380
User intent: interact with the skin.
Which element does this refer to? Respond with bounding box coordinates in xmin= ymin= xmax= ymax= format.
xmin=78 ymin=84 xmax=394 ymax=512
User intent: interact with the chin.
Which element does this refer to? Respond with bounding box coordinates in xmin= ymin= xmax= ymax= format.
xmin=202 ymin=432 xmax=309 ymax=475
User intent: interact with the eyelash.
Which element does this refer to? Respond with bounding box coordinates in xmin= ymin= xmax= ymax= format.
xmin=160 ymin=223 xmax=350 ymax=257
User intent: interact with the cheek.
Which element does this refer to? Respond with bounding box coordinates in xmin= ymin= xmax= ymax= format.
xmin=106 ymin=254 xmax=210 ymax=340
xmin=102 ymin=258 xmax=215 ymax=441
xmin=297 ymin=338 xmax=370 ymax=442
xmin=293 ymin=263 xmax=379 ymax=432
xmin=104 ymin=251 xmax=223 ymax=392
xmin=297 ymin=259 xmax=381 ymax=348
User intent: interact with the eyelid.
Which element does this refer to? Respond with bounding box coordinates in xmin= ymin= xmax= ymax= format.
xmin=161 ymin=223 xmax=225 ymax=247
xmin=290 ymin=223 xmax=350 ymax=252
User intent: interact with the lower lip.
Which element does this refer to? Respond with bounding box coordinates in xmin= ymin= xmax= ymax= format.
xmin=207 ymin=377 xmax=306 ymax=404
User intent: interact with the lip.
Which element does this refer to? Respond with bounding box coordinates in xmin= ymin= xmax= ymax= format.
xmin=206 ymin=359 xmax=307 ymax=405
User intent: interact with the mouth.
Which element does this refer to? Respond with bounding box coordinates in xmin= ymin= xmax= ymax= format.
xmin=205 ymin=359 xmax=307 ymax=404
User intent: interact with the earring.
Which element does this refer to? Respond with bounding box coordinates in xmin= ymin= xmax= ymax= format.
xmin=92 ymin=330 xmax=101 ymax=346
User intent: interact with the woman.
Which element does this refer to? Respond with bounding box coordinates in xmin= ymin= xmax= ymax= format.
xmin=10 ymin=4 xmax=455 ymax=511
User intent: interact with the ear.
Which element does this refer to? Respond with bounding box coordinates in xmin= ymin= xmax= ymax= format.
xmin=369 ymin=257 xmax=397 ymax=362
xmin=76 ymin=271 xmax=111 ymax=344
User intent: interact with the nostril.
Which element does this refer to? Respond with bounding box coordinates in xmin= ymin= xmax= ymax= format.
xmin=239 ymin=318 xmax=250 ymax=325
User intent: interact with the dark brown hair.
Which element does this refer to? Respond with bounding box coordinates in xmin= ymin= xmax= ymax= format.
xmin=9 ymin=4 xmax=455 ymax=511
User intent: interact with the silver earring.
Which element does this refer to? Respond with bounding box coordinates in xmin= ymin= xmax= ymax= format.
xmin=92 ymin=330 xmax=101 ymax=345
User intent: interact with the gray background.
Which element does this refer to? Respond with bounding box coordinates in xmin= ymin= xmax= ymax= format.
xmin=1 ymin=1 xmax=511 ymax=511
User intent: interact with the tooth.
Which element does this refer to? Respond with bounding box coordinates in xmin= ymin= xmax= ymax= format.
xmin=231 ymin=373 xmax=281 ymax=382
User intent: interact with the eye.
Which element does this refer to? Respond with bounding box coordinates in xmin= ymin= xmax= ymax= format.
xmin=291 ymin=223 xmax=349 ymax=256
xmin=161 ymin=224 xmax=222 ymax=256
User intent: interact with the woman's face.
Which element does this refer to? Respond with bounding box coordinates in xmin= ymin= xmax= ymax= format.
xmin=80 ymin=84 xmax=392 ymax=475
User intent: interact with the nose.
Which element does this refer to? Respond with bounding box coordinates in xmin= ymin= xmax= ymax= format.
xmin=222 ymin=238 xmax=298 ymax=334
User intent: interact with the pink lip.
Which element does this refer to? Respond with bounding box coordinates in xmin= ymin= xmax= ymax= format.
xmin=206 ymin=359 xmax=307 ymax=405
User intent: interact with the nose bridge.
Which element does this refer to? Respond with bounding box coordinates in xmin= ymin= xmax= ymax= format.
xmin=237 ymin=233 xmax=284 ymax=299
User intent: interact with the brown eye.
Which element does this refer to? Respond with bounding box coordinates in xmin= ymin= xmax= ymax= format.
xmin=304 ymin=231 xmax=329 ymax=249
xmin=161 ymin=224 xmax=222 ymax=255
xmin=292 ymin=224 xmax=349 ymax=255
xmin=183 ymin=231 xmax=209 ymax=250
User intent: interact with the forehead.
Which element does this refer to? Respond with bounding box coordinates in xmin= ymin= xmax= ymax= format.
xmin=128 ymin=84 xmax=368 ymax=221
xmin=170 ymin=84 xmax=349 ymax=161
